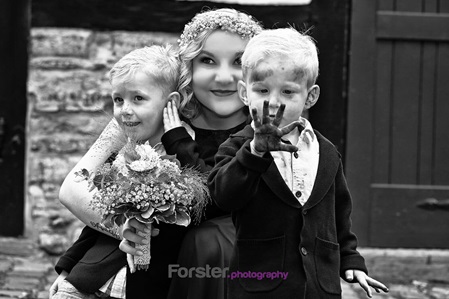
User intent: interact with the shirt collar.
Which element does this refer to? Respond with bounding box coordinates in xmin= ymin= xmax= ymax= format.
xmin=298 ymin=117 xmax=315 ymax=144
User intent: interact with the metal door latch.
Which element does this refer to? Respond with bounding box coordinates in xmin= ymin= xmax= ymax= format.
xmin=416 ymin=198 xmax=449 ymax=211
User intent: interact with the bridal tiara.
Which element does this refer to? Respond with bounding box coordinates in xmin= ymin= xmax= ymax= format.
xmin=178 ymin=11 xmax=262 ymax=47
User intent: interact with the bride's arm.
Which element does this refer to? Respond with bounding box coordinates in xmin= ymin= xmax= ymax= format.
xmin=59 ymin=119 xmax=126 ymax=239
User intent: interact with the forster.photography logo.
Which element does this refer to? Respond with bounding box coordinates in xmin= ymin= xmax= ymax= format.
xmin=168 ymin=264 xmax=288 ymax=281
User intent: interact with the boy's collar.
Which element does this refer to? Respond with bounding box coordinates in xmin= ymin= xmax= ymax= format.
xmin=299 ymin=117 xmax=316 ymax=144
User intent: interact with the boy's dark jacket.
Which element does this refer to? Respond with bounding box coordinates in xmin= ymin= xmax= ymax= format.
xmin=208 ymin=125 xmax=367 ymax=299
xmin=55 ymin=223 xmax=186 ymax=298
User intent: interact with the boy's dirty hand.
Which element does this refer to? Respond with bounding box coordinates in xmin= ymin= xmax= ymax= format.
xmin=163 ymin=100 xmax=182 ymax=132
xmin=345 ymin=269 xmax=389 ymax=298
xmin=252 ymin=100 xmax=301 ymax=154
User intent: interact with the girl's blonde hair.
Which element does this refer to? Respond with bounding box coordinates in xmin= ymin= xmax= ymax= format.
xmin=177 ymin=8 xmax=262 ymax=119
xmin=242 ymin=27 xmax=319 ymax=88
xmin=109 ymin=44 xmax=186 ymax=101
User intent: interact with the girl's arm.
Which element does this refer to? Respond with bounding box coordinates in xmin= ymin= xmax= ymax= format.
xmin=162 ymin=101 xmax=213 ymax=172
xmin=59 ymin=119 xmax=126 ymax=238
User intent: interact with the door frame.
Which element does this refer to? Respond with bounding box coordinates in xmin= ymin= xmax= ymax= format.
xmin=0 ymin=0 xmax=30 ymax=236
xmin=346 ymin=0 xmax=376 ymax=246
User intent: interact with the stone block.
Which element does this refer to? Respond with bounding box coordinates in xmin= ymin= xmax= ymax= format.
xmin=28 ymin=155 xmax=80 ymax=184
xmin=64 ymin=89 xmax=112 ymax=112
xmin=31 ymin=28 xmax=93 ymax=58
xmin=8 ymin=271 xmax=46 ymax=279
xmin=388 ymin=284 xmax=428 ymax=299
xmin=38 ymin=233 xmax=70 ymax=256
xmin=89 ymin=32 xmax=115 ymax=66
xmin=13 ymin=259 xmax=52 ymax=273
xmin=360 ymin=248 xmax=449 ymax=284
xmin=0 ymin=259 xmax=13 ymax=272
xmin=0 ymin=290 xmax=29 ymax=298
xmin=41 ymin=183 xmax=60 ymax=200
xmin=30 ymin=57 xmax=96 ymax=70
xmin=112 ymin=31 xmax=178 ymax=58
xmin=0 ymin=238 xmax=35 ymax=257
xmin=37 ymin=290 xmax=50 ymax=299
xmin=3 ymin=276 xmax=41 ymax=291
xmin=28 ymin=69 xmax=111 ymax=113
xmin=29 ymin=113 xmax=111 ymax=136
xmin=30 ymin=136 xmax=96 ymax=154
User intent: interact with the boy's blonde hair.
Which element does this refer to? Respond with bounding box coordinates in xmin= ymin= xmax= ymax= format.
xmin=109 ymin=45 xmax=185 ymax=99
xmin=177 ymin=8 xmax=262 ymax=119
xmin=242 ymin=28 xmax=319 ymax=88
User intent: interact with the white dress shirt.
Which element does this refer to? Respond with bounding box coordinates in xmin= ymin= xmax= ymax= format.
xmin=251 ymin=117 xmax=319 ymax=205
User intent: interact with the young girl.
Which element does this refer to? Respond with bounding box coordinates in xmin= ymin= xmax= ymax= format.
xmin=120 ymin=8 xmax=263 ymax=299
xmin=51 ymin=7 xmax=263 ymax=299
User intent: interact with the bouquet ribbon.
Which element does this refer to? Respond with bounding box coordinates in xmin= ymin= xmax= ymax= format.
xmin=134 ymin=221 xmax=152 ymax=271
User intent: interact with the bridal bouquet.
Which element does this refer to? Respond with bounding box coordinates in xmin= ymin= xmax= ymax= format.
xmin=75 ymin=140 xmax=209 ymax=270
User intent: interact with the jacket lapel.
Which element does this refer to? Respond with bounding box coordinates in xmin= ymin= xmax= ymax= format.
xmin=261 ymin=158 xmax=302 ymax=209
xmin=234 ymin=125 xmax=331 ymax=210
xmin=303 ymin=131 xmax=340 ymax=210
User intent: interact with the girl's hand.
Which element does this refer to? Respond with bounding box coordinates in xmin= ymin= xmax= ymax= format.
xmin=252 ymin=100 xmax=301 ymax=154
xmin=49 ymin=270 xmax=68 ymax=298
xmin=345 ymin=269 xmax=389 ymax=298
xmin=163 ymin=100 xmax=182 ymax=132
xmin=119 ymin=218 xmax=159 ymax=273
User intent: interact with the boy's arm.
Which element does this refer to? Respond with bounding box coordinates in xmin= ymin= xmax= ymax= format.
xmin=334 ymin=159 xmax=368 ymax=275
xmin=59 ymin=119 xmax=125 ymax=239
xmin=208 ymin=136 xmax=272 ymax=211
xmin=209 ymin=102 xmax=301 ymax=211
xmin=54 ymin=226 xmax=99 ymax=274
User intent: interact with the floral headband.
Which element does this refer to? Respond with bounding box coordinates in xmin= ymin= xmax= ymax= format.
xmin=178 ymin=11 xmax=262 ymax=47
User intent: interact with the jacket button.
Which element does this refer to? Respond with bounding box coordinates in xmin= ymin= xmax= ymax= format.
xmin=302 ymin=210 xmax=307 ymax=215
xmin=300 ymin=247 xmax=307 ymax=256
xmin=295 ymin=191 xmax=302 ymax=198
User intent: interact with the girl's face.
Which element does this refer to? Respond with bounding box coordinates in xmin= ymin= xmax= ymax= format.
xmin=192 ymin=30 xmax=248 ymax=128
xmin=112 ymin=70 xmax=167 ymax=145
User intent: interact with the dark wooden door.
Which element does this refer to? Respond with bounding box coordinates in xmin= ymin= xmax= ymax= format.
xmin=347 ymin=0 xmax=449 ymax=248
xmin=0 ymin=0 xmax=29 ymax=236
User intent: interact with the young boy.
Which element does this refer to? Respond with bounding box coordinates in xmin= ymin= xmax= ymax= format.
xmin=51 ymin=45 xmax=189 ymax=299
xmin=208 ymin=28 xmax=389 ymax=298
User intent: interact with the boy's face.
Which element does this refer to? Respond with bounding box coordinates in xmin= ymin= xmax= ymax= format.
xmin=111 ymin=70 xmax=168 ymax=145
xmin=239 ymin=55 xmax=319 ymax=128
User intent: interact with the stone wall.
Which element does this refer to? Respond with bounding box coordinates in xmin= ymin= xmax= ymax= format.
xmin=27 ymin=28 xmax=178 ymax=255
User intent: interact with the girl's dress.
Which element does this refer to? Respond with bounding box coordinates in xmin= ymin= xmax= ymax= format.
xmin=163 ymin=120 xmax=248 ymax=299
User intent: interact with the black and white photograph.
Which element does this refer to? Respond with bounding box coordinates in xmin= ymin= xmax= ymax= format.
xmin=0 ymin=0 xmax=448 ymax=298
